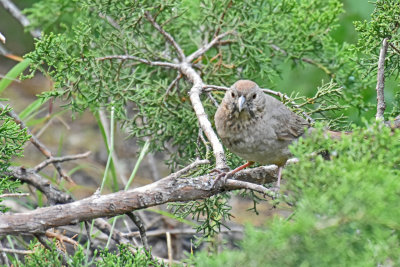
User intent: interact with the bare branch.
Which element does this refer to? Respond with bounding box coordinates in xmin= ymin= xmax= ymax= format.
xmin=213 ymin=0 xmax=233 ymax=38
xmin=206 ymin=92 xmax=219 ymax=108
xmin=187 ymin=31 xmax=234 ymax=63
xmin=164 ymin=73 xmax=182 ymax=98
xmin=179 ymin=63 xmax=227 ymax=169
xmin=389 ymin=42 xmax=400 ymax=55
xmin=123 ymin=225 xmax=244 ymax=238
xmin=376 ymin=38 xmax=389 ymax=120
xmin=144 ymin=11 xmax=185 ymax=61
xmin=0 ymin=103 xmax=75 ymax=183
xmin=96 ymin=55 xmax=179 ymax=69
xmin=0 ymin=193 xmax=29 ymax=198
xmin=166 ymin=159 xmax=210 ymax=179
xmin=34 ymin=151 xmax=91 ymax=172
xmin=0 ymin=247 xmax=34 ymax=255
xmin=93 ymin=218 xmax=133 ymax=247
xmin=0 ymin=0 xmax=41 ymax=38
xmin=203 ymin=84 xmax=230 ymax=91
xmin=0 ymin=166 xmax=279 ymax=235
xmin=126 ymin=212 xmax=149 ymax=251
xmin=224 ymin=180 xmax=277 ymax=198
xmin=5 ymin=166 xmax=74 ymax=204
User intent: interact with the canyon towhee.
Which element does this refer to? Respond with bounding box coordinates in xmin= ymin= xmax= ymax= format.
xmin=214 ymin=80 xmax=310 ymax=188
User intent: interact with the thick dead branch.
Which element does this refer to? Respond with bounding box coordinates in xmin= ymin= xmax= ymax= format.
xmin=0 ymin=167 xmax=277 ymax=235
xmin=376 ymin=38 xmax=389 ymax=120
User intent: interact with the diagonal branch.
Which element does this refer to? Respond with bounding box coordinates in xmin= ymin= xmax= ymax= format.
xmin=144 ymin=11 xmax=185 ymax=61
xmin=186 ymin=31 xmax=234 ymax=63
xmin=180 ymin=63 xmax=227 ymax=169
xmin=376 ymin=37 xmax=389 ymax=120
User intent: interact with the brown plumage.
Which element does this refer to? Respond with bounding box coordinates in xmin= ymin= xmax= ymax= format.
xmin=214 ymin=80 xmax=309 ymax=187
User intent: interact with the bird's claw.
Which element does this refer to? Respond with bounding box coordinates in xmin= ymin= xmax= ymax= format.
xmin=210 ymin=169 xmax=232 ymax=188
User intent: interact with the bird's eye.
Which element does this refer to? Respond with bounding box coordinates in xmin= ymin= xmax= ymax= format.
xmin=231 ymin=92 xmax=236 ymax=98
xmin=252 ymin=93 xmax=257 ymax=99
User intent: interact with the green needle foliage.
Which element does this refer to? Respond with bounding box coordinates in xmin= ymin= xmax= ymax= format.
xmin=0 ymin=106 xmax=30 ymax=212
xmin=195 ymin=121 xmax=400 ymax=266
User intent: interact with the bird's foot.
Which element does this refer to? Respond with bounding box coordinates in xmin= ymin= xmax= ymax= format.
xmin=211 ymin=169 xmax=234 ymax=188
xmin=210 ymin=161 xmax=255 ymax=188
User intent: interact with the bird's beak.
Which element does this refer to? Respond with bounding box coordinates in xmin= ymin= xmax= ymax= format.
xmin=238 ymin=95 xmax=246 ymax=112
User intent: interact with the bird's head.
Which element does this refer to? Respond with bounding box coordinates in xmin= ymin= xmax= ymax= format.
xmin=225 ymin=80 xmax=264 ymax=118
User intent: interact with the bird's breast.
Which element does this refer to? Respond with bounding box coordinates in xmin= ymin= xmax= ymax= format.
xmin=218 ymin=115 xmax=292 ymax=165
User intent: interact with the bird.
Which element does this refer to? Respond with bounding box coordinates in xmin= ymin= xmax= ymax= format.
xmin=214 ymin=80 xmax=310 ymax=189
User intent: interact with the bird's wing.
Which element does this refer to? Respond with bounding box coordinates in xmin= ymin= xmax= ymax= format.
xmin=270 ymin=105 xmax=309 ymax=141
